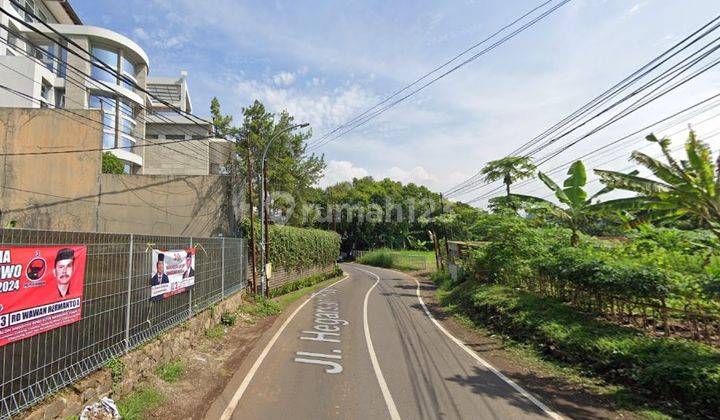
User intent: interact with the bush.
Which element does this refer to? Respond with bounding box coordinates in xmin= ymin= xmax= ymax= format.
xmin=102 ymin=152 xmax=125 ymax=174
xmin=242 ymin=221 xmax=340 ymax=272
xmin=357 ymin=250 xmax=394 ymax=268
xmin=444 ymin=281 xmax=720 ymax=414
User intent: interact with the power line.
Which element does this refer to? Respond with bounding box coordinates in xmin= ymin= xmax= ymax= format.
xmin=306 ymin=0 xmax=572 ymax=152
xmin=0 ymin=20 xmax=231 ymax=163
xmin=462 ymin=91 xmax=720 ymax=203
xmin=5 ymin=0 xmax=213 ymax=127
xmin=444 ymin=14 xmax=720 ymax=197
xmin=0 ymin=83 xmax=218 ymax=157
xmin=304 ymin=0 xmax=556 ymax=149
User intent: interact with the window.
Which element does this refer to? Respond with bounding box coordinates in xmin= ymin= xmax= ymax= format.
xmin=40 ymin=81 xmax=51 ymax=108
xmin=102 ymin=132 xmax=115 ymax=149
xmin=118 ymin=136 xmax=134 ymax=149
xmin=146 ymin=134 xmax=159 ymax=140
xmin=119 ymin=118 xmax=135 ymax=135
xmin=24 ymin=0 xmax=35 ymax=22
xmin=165 ymin=135 xmax=186 ymax=140
xmin=90 ymin=94 xmax=118 ymax=149
xmin=90 ymin=47 xmax=118 ymax=84
xmin=34 ymin=43 xmax=55 ymax=72
xmin=54 ymin=88 xmax=65 ymax=108
xmin=120 ymin=56 xmax=136 ymax=90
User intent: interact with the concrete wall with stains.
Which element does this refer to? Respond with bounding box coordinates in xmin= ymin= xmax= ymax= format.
xmin=0 ymin=108 xmax=241 ymax=237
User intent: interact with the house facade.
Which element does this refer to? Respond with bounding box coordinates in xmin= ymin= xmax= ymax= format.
xmin=0 ymin=0 xmax=232 ymax=175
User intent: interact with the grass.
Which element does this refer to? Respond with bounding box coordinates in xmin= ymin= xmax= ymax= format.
xmin=117 ymin=387 xmax=165 ymax=420
xmin=155 ymin=359 xmax=186 ymax=383
xmin=433 ymin=273 xmax=720 ymax=418
xmin=240 ymin=295 xmax=282 ymax=317
xmin=268 ymin=268 xmax=340 ymax=298
xmin=357 ymin=249 xmax=435 ymax=271
xmin=204 ymin=324 xmax=225 ymax=340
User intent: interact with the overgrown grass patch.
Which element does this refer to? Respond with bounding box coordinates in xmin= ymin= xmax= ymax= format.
xmin=268 ymin=268 xmax=340 ymax=298
xmin=204 ymin=324 xmax=225 ymax=340
xmin=438 ymin=279 xmax=720 ymax=417
xmin=155 ymin=359 xmax=186 ymax=383
xmin=241 ymin=295 xmax=282 ymax=318
xmin=117 ymin=387 xmax=165 ymax=420
xmin=358 ymin=249 xmax=434 ymax=271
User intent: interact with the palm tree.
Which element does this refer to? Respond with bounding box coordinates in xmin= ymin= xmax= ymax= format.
xmin=512 ymin=161 xmax=612 ymax=246
xmin=481 ymin=156 xmax=536 ymax=197
xmin=595 ymin=131 xmax=720 ymax=240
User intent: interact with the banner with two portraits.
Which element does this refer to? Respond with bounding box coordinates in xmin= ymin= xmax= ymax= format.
xmin=150 ymin=248 xmax=195 ymax=300
xmin=0 ymin=246 xmax=87 ymax=347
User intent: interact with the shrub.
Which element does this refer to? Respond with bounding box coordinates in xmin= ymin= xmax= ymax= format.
xmin=220 ymin=311 xmax=237 ymax=326
xmin=357 ymin=250 xmax=394 ymax=268
xmin=242 ymin=221 xmax=341 ymax=272
xmin=444 ymin=281 xmax=720 ymax=414
xmin=102 ymin=152 xmax=125 ymax=174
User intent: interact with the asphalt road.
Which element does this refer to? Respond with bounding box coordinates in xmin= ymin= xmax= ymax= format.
xmin=219 ymin=264 xmax=561 ymax=420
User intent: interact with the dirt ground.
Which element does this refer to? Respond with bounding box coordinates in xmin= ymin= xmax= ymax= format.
xmin=143 ymin=312 xmax=277 ymax=420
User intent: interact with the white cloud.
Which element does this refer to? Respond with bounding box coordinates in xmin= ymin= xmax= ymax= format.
xmin=273 ymin=71 xmax=297 ymax=87
xmin=132 ymin=27 xmax=149 ymax=40
xmin=384 ymin=166 xmax=437 ymax=185
xmin=318 ymin=160 xmax=369 ymax=187
xmin=234 ymin=79 xmax=377 ymax=133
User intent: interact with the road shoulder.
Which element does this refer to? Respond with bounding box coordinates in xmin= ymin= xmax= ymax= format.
xmin=385 ymin=267 xmax=644 ymax=420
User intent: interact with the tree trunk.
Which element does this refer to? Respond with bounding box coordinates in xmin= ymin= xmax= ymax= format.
xmin=571 ymin=230 xmax=580 ymax=247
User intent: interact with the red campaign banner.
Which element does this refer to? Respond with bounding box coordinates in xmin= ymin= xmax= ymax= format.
xmin=0 ymin=245 xmax=87 ymax=347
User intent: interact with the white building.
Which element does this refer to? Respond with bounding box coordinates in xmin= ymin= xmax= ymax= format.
xmin=0 ymin=0 xmax=231 ymax=174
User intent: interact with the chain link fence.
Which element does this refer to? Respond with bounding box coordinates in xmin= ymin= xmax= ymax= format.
xmin=0 ymin=228 xmax=247 ymax=419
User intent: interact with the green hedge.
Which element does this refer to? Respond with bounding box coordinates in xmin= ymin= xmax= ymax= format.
xmin=241 ymin=220 xmax=340 ymax=272
xmin=441 ymin=280 xmax=720 ymax=414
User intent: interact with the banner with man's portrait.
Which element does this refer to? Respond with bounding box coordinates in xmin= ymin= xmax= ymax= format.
xmin=150 ymin=248 xmax=195 ymax=300
xmin=0 ymin=245 xmax=87 ymax=347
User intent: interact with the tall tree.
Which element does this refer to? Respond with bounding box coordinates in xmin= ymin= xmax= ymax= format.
xmin=210 ymin=99 xmax=326 ymax=227
xmin=481 ymin=156 xmax=536 ymax=197
xmin=512 ymin=160 xmax=612 ymax=246
xmin=237 ymin=100 xmax=325 ymax=226
xmin=595 ymin=131 xmax=720 ymax=240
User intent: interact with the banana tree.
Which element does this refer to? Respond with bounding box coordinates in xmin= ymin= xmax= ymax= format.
xmin=512 ymin=160 xmax=612 ymax=246
xmin=594 ymin=131 xmax=720 ymax=240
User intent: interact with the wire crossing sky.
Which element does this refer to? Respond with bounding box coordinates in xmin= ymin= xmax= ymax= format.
xmin=74 ymin=0 xmax=720 ymax=201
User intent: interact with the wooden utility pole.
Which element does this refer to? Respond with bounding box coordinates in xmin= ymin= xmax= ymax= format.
xmin=428 ymin=230 xmax=441 ymax=272
xmin=246 ymin=144 xmax=257 ymax=292
xmin=263 ymin=161 xmax=270 ymax=297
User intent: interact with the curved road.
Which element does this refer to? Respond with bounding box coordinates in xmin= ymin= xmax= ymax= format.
xmin=215 ymin=264 xmax=562 ymax=420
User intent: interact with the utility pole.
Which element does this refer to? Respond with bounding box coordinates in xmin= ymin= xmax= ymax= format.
xmin=440 ymin=193 xmax=450 ymax=267
xmin=259 ymin=122 xmax=309 ymax=297
xmin=263 ymin=161 xmax=270 ymax=297
xmin=246 ymin=144 xmax=257 ymax=293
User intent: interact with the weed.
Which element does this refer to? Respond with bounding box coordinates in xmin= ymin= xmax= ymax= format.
xmin=205 ymin=324 xmax=225 ymax=340
xmin=106 ymin=357 xmax=125 ymax=383
xmin=117 ymin=387 xmax=165 ymax=420
xmin=155 ymin=359 xmax=186 ymax=383
xmin=220 ymin=311 xmax=237 ymax=326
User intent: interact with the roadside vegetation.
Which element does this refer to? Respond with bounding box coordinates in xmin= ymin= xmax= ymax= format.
xmin=117 ymin=387 xmax=165 ymax=420
xmin=357 ymin=249 xmax=435 ymax=270
xmin=423 ymin=131 xmax=720 ymax=416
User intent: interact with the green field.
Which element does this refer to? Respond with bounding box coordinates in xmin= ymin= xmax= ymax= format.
xmin=357 ymin=249 xmax=435 ymax=271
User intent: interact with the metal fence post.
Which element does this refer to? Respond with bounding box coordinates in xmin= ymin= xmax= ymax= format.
xmin=125 ymin=234 xmax=134 ymax=352
xmin=240 ymin=239 xmax=244 ymax=289
xmin=221 ymin=237 xmax=225 ymax=297
xmin=188 ymin=237 xmax=193 ymax=318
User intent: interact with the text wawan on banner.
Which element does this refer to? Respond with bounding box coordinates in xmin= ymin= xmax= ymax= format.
xmin=0 ymin=246 xmax=87 ymax=347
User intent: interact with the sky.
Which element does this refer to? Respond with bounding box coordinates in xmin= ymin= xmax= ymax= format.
xmin=73 ymin=0 xmax=720 ymax=205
